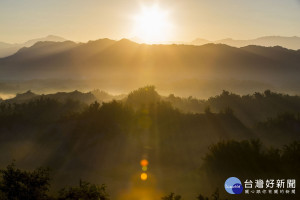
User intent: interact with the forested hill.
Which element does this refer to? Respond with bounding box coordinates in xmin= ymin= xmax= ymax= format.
xmin=2 ymin=87 xmax=300 ymax=127
xmin=0 ymin=86 xmax=299 ymax=199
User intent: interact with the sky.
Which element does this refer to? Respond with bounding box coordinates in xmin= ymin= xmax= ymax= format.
xmin=0 ymin=0 xmax=300 ymax=43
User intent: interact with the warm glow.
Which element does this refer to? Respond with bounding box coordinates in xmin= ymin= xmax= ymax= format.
xmin=141 ymin=172 xmax=148 ymax=181
xmin=140 ymin=159 xmax=149 ymax=167
xmin=133 ymin=5 xmax=172 ymax=44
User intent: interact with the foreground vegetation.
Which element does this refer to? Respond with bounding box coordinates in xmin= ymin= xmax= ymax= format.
xmin=1 ymin=139 xmax=299 ymax=199
xmin=0 ymin=86 xmax=299 ymax=199
xmin=0 ymin=162 xmax=109 ymax=200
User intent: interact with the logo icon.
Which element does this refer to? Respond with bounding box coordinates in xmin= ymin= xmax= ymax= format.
xmin=225 ymin=177 xmax=243 ymax=194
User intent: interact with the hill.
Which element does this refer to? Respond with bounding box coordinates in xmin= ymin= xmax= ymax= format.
xmin=2 ymin=86 xmax=300 ymax=143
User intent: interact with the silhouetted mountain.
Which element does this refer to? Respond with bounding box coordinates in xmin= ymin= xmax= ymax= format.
xmin=0 ymin=35 xmax=67 ymax=58
xmin=1 ymin=39 xmax=300 ymax=81
xmin=191 ymin=36 xmax=300 ymax=50
xmin=23 ymin=35 xmax=66 ymax=47
xmin=190 ymin=38 xmax=211 ymax=45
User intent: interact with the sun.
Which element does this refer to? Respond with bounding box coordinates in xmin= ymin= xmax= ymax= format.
xmin=133 ymin=5 xmax=172 ymax=44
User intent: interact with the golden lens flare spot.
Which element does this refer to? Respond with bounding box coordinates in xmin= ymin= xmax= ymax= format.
xmin=142 ymin=166 xmax=148 ymax=171
xmin=141 ymin=172 xmax=148 ymax=181
xmin=140 ymin=159 xmax=149 ymax=167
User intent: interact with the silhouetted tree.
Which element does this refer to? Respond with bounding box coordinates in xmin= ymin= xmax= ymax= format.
xmin=204 ymin=106 xmax=212 ymax=114
xmin=126 ymin=86 xmax=160 ymax=109
xmin=58 ymin=180 xmax=109 ymax=200
xmin=162 ymin=192 xmax=182 ymax=200
xmin=196 ymin=194 xmax=208 ymax=200
xmin=223 ymin=106 xmax=234 ymax=116
xmin=211 ymin=188 xmax=219 ymax=200
xmin=0 ymin=162 xmax=51 ymax=200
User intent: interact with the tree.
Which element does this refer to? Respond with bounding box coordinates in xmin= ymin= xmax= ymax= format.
xmin=211 ymin=188 xmax=219 ymax=200
xmin=126 ymin=86 xmax=160 ymax=109
xmin=58 ymin=180 xmax=109 ymax=200
xmin=223 ymin=106 xmax=234 ymax=116
xmin=0 ymin=162 xmax=51 ymax=200
xmin=162 ymin=192 xmax=182 ymax=200
xmin=204 ymin=106 xmax=212 ymax=114
xmin=196 ymin=194 xmax=208 ymax=200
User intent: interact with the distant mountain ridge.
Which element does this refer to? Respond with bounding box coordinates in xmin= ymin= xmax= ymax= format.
xmin=1 ymin=35 xmax=299 ymax=58
xmin=191 ymin=36 xmax=300 ymax=50
xmin=0 ymin=35 xmax=66 ymax=58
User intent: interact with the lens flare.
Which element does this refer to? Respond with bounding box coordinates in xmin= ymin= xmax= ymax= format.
xmin=141 ymin=172 xmax=148 ymax=181
xmin=140 ymin=159 xmax=149 ymax=167
xmin=142 ymin=166 xmax=148 ymax=171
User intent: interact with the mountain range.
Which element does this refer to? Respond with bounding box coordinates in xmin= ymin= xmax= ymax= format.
xmin=0 ymin=37 xmax=300 ymax=97
xmin=1 ymin=35 xmax=300 ymax=59
xmin=1 ymin=38 xmax=299 ymax=79
xmin=191 ymin=36 xmax=300 ymax=50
